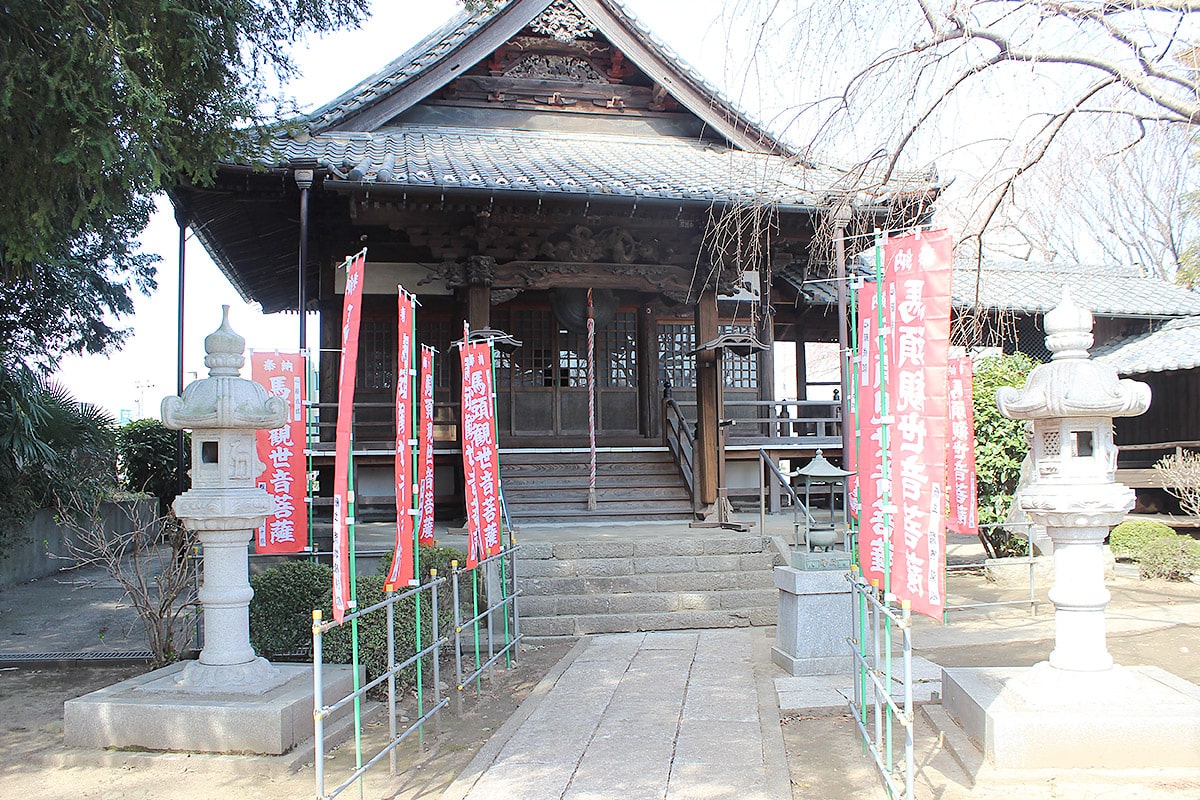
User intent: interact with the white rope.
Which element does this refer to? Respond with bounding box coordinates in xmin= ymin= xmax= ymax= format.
xmin=587 ymin=289 xmax=597 ymax=511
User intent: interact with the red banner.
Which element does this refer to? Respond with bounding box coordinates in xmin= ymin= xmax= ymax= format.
xmin=332 ymin=250 xmax=366 ymax=624
xmin=417 ymin=345 xmax=436 ymax=547
xmin=386 ymin=291 xmax=417 ymax=590
xmin=946 ymin=357 xmax=979 ymax=537
xmin=884 ymin=230 xmax=952 ymax=619
xmin=855 ymin=285 xmax=889 ymax=586
xmin=460 ymin=327 xmax=502 ymax=569
xmin=251 ymin=352 xmax=308 ymax=554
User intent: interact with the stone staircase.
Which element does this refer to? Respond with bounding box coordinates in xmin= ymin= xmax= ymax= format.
xmin=500 ymin=448 xmax=695 ymax=524
xmin=515 ymin=534 xmax=783 ymax=638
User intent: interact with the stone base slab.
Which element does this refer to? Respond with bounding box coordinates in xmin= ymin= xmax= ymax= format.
xmin=942 ymin=663 xmax=1200 ymax=769
xmin=771 ymin=566 xmax=852 ymax=677
xmin=65 ymin=662 xmax=362 ymax=755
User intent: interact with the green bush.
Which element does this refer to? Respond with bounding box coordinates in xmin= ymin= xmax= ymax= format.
xmin=116 ymin=418 xmax=189 ymax=513
xmin=249 ymin=560 xmax=332 ymax=658
xmin=378 ymin=543 xmax=479 ymax=610
xmin=1109 ymin=519 xmax=1175 ymax=560
xmin=319 ymin=573 xmax=455 ymax=690
xmin=1138 ymin=534 xmax=1200 ymax=581
xmin=972 ymin=353 xmax=1036 ymax=525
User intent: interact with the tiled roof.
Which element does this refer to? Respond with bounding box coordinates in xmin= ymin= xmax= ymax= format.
xmin=1093 ymin=315 xmax=1200 ymax=375
xmin=789 ymin=256 xmax=1200 ymax=316
xmin=274 ymin=126 xmax=930 ymax=206
xmin=303 ymin=0 xmax=786 ymax=152
xmin=305 ymin=8 xmax=487 ymax=131
xmin=950 ymin=260 xmax=1200 ymax=316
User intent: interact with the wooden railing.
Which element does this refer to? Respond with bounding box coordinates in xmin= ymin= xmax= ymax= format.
xmin=662 ymin=396 xmax=699 ymax=515
xmin=672 ymin=399 xmax=842 ymax=446
xmin=307 ymin=400 xmax=460 ymax=450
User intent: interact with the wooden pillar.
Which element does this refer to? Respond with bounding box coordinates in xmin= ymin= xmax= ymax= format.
xmin=694 ymin=290 xmax=719 ymax=506
xmin=318 ymin=246 xmax=338 ymax=444
xmin=795 ymin=331 xmax=807 ymax=400
xmin=637 ymin=302 xmax=659 ymax=437
xmin=756 ymin=261 xmax=775 ymax=402
xmin=467 ymin=285 xmax=490 ymax=330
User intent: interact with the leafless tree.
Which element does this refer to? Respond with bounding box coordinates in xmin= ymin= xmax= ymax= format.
xmin=721 ymin=0 xmax=1200 ymax=259
xmin=57 ymin=494 xmax=199 ymax=668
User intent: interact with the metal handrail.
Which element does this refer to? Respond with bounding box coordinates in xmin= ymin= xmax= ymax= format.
xmin=662 ymin=396 xmax=698 ymax=515
xmin=758 ymin=448 xmax=815 ymax=539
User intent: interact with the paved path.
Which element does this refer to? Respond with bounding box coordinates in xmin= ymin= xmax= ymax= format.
xmin=443 ymin=628 xmax=790 ymax=800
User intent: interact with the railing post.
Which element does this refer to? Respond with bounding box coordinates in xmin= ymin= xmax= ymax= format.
xmin=431 ymin=570 xmax=443 ymax=739
xmin=312 ymin=609 xmax=325 ymax=800
xmin=386 ymin=592 xmax=397 ymax=775
xmin=451 ymin=560 xmax=464 ymax=717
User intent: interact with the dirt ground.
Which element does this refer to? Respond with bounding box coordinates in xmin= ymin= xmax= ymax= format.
xmin=4 ymin=572 xmax=1200 ymax=799
xmin=0 ymin=641 xmax=574 ymax=800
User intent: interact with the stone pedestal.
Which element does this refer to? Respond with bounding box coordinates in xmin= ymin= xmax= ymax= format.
xmin=942 ymin=663 xmax=1200 ymax=769
xmin=65 ymin=663 xmax=362 ymax=755
xmin=771 ymin=566 xmax=852 ymax=676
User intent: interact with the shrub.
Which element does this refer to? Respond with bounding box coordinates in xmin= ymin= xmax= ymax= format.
xmin=249 ymin=559 xmax=332 ymax=659
xmin=319 ymin=573 xmax=455 ymax=690
xmin=972 ymin=353 xmax=1036 ymax=525
xmin=1138 ymin=534 xmax=1200 ymax=581
xmin=1109 ymin=519 xmax=1175 ymax=560
xmin=378 ymin=543 xmax=479 ymax=610
xmin=116 ymin=418 xmax=190 ymax=513
xmin=1155 ymin=450 xmax=1200 ymax=518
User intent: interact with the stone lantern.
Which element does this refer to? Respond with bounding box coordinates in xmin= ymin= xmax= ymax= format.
xmin=162 ymin=306 xmax=289 ymax=692
xmin=995 ymin=289 xmax=1150 ymax=672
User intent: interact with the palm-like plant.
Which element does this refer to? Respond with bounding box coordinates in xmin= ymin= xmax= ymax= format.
xmin=0 ymin=355 xmax=116 ymax=549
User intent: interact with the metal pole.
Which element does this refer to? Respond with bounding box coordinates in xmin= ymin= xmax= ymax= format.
xmin=387 ymin=591 xmax=396 ymax=775
xmin=431 ymin=569 xmax=443 ymax=738
xmin=295 ymin=170 xmax=313 ymax=352
xmin=452 ymin=560 xmax=464 ymax=717
xmin=175 ymin=209 xmax=187 ymax=496
xmin=312 ymin=610 xmax=325 ymax=800
xmin=902 ymin=601 xmax=914 ymax=800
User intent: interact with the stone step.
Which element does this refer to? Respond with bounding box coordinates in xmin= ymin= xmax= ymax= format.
xmin=516 ymin=568 xmax=776 ymax=596
xmin=518 ymin=588 xmax=778 ymax=617
xmin=519 ymin=607 xmax=777 ymax=637
xmin=517 ymin=536 xmax=771 ymax=561
xmin=516 ymin=551 xmax=778 ymax=578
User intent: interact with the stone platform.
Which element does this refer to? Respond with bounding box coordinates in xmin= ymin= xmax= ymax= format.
xmin=65 ymin=662 xmax=361 ymax=755
xmin=771 ymin=566 xmax=852 ymax=677
xmin=942 ymin=663 xmax=1200 ymax=769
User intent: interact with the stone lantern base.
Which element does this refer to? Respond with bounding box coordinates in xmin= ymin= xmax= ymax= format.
xmin=941 ymin=662 xmax=1200 ymax=769
xmin=65 ymin=662 xmax=362 ymax=756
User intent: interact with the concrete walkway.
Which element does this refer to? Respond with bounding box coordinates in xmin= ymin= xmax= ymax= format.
xmin=443 ymin=628 xmax=791 ymax=800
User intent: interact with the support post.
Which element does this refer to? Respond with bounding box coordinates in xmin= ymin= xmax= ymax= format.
xmin=295 ymin=169 xmax=313 ymax=352
xmin=694 ymin=290 xmax=719 ymax=507
xmin=833 ymin=211 xmax=852 ymax=458
xmin=175 ymin=207 xmax=187 ymax=497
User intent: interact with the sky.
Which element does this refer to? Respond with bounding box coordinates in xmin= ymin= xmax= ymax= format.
xmin=52 ymin=0 xmax=746 ymax=419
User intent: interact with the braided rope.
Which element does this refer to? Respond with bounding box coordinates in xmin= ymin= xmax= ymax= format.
xmin=587 ymin=288 xmax=597 ymax=510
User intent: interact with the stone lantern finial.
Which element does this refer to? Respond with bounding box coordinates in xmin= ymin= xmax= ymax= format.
xmin=1044 ymin=288 xmax=1093 ymax=360
xmin=203 ymin=304 xmax=246 ymax=376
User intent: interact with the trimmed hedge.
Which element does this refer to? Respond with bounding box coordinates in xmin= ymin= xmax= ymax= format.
xmin=1139 ymin=534 xmax=1200 ymax=581
xmin=249 ymin=559 xmax=332 ymax=658
xmin=1109 ymin=519 xmax=1175 ymax=560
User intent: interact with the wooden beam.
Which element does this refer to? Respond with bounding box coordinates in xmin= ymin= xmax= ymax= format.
xmin=695 ymin=290 xmax=719 ymax=506
xmin=467 ymin=285 xmax=491 ymax=330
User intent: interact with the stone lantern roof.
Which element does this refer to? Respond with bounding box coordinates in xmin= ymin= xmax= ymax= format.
xmin=996 ymin=289 xmax=1150 ymax=421
xmin=161 ymin=306 xmax=287 ymax=431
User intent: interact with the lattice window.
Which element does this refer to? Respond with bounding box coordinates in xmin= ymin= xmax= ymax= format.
xmin=416 ymin=318 xmax=454 ymax=389
xmin=357 ymin=318 xmax=394 ymax=391
xmin=603 ymin=312 xmax=637 ymax=388
xmin=657 ymin=322 xmax=760 ymax=390
xmin=1042 ymin=429 xmax=1061 ymax=458
xmin=658 ymin=323 xmax=696 ymax=389
xmin=496 ymin=308 xmax=556 ymax=388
